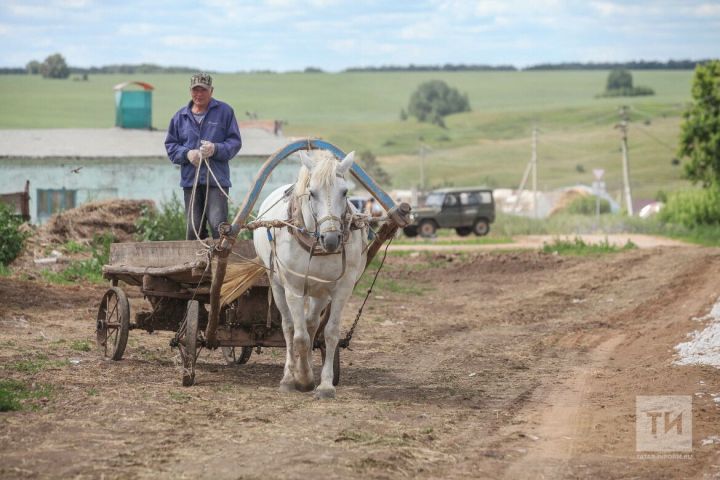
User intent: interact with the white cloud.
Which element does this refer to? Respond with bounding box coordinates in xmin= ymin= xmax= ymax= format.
xmin=160 ymin=35 xmax=225 ymax=47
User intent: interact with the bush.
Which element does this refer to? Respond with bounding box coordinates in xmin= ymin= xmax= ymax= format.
xmin=408 ymin=80 xmax=470 ymax=127
xmin=566 ymin=195 xmax=611 ymax=215
xmin=659 ymin=187 xmax=720 ymax=228
xmin=0 ymin=203 xmax=27 ymax=265
xmin=135 ymin=193 xmax=186 ymax=241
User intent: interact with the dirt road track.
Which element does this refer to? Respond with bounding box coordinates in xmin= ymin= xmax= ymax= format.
xmin=1 ymin=245 xmax=719 ymax=479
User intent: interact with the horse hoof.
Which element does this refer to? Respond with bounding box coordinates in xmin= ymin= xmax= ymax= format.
xmin=294 ymin=381 xmax=315 ymax=393
xmin=314 ymin=388 xmax=336 ymax=400
xmin=279 ymin=382 xmax=295 ymax=393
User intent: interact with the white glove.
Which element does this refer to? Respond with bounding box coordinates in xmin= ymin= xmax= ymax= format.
xmin=187 ymin=149 xmax=202 ymax=167
xmin=200 ymin=140 xmax=216 ymax=157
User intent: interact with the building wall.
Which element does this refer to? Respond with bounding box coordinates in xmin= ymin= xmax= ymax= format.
xmin=0 ymin=156 xmax=301 ymax=223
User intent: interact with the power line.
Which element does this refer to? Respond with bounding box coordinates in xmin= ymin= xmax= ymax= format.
xmin=633 ymin=125 xmax=677 ymax=153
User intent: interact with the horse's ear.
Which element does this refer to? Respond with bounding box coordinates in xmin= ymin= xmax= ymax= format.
xmin=337 ymin=151 xmax=355 ymax=175
xmin=299 ymin=150 xmax=314 ymax=171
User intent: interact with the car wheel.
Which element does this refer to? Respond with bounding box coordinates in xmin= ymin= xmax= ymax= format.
xmin=403 ymin=226 xmax=418 ymax=237
xmin=473 ymin=219 xmax=490 ymax=236
xmin=419 ymin=220 xmax=436 ymax=238
xmin=455 ymin=227 xmax=472 ymax=237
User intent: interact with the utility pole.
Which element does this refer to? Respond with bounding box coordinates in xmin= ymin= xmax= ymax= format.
xmin=513 ymin=126 xmax=538 ymax=216
xmin=616 ymin=106 xmax=634 ymax=215
xmin=418 ymin=143 xmax=430 ymax=192
xmin=531 ymin=126 xmax=538 ymax=219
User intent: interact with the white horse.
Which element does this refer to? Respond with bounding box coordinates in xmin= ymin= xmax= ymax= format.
xmin=253 ymin=150 xmax=367 ymax=399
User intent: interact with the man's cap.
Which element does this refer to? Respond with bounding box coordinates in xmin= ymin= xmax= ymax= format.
xmin=190 ymin=72 xmax=213 ymax=90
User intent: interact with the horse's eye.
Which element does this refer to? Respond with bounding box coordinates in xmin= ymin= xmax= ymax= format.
xmin=309 ymin=190 xmax=316 ymax=198
xmin=341 ymin=189 xmax=348 ymax=197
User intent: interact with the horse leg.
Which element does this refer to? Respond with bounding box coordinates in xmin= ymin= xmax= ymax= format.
xmin=285 ymin=291 xmax=314 ymax=392
xmin=272 ymin=283 xmax=296 ymax=393
xmin=315 ymin=289 xmax=351 ymax=399
xmin=306 ymin=296 xmax=330 ymax=382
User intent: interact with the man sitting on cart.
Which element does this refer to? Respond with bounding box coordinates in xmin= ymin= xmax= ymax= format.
xmin=165 ymin=72 xmax=242 ymax=240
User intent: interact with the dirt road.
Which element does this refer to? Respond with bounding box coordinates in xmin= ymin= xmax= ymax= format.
xmin=1 ymin=245 xmax=719 ymax=479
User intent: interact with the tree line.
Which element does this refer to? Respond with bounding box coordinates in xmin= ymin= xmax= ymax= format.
xmin=1 ymin=55 xmax=713 ymax=76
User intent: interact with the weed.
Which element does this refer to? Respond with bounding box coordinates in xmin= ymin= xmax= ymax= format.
xmin=62 ymin=240 xmax=89 ymax=253
xmin=40 ymin=233 xmax=114 ymax=284
xmin=0 ymin=263 xmax=11 ymax=276
xmin=71 ymin=340 xmax=92 ymax=352
xmin=135 ymin=193 xmax=186 ymax=241
xmin=0 ymin=379 xmax=53 ymax=411
xmin=87 ymin=388 xmax=98 ymax=396
xmin=542 ymin=237 xmax=637 ymax=256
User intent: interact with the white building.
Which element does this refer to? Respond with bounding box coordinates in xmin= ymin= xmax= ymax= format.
xmin=0 ymin=127 xmax=299 ymax=223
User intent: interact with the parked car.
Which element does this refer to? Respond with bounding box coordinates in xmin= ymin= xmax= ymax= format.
xmin=403 ymin=187 xmax=495 ymax=238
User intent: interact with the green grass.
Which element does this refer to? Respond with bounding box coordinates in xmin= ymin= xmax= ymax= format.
xmin=8 ymin=354 xmax=70 ymax=374
xmin=0 ymin=379 xmax=54 ymax=412
xmin=0 ymin=70 xmax=694 ymax=197
xmin=70 ymin=340 xmax=92 ymax=352
xmin=0 ymin=263 xmax=11 ymax=276
xmin=542 ymin=237 xmax=637 ymax=255
xmin=62 ymin=240 xmax=89 ymax=254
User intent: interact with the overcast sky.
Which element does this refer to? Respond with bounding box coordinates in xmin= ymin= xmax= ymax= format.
xmin=1 ymin=0 xmax=719 ymax=72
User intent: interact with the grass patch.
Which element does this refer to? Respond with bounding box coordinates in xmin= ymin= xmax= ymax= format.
xmin=0 ymin=263 xmax=11 ymax=277
xmin=70 ymin=340 xmax=92 ymax=352
xmin=62 ymin=240 xmax=89 ymax=253
xmin=87 ymin=388 xmax=98 ymax=396
xmin=0 ymin=379 xmax=54 ymax=412
xmin=542 ymin=237 xmax=637 ymax=255
xmin=169 ymin=391 xmax=192 ymax=403
xmin=8 ymin=354 xmax=70 ymax=373
xmin=40 ymin=233 xmax=113 ymax=285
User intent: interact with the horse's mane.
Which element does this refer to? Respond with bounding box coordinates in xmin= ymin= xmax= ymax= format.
xmin=294 ymin=150 xmax=340 ymax=197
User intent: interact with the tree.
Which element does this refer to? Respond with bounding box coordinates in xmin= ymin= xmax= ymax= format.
xmin=26 ymin=60 xmax=41 ymax=74
xmin=407 ymin=80 xmax=470 ymax=127
xmin=358 ymin=151 xmax=391 ymax=187
xmin=600 ymin=68 xmax=654 ymax=97
xmin=40 ymin=53 xmax=70 ymax=79
xmin=678 ymin=60 xmax=720 ymax=187
xmin=606 ymin=69 xmax=633 ymax=90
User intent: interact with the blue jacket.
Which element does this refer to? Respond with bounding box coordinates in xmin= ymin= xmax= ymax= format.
xmin=165 ymin=98 xmax=242 ymax=188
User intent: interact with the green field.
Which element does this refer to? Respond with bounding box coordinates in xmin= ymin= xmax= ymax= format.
xmin=0 ymin=70 xmax=695 ymax=198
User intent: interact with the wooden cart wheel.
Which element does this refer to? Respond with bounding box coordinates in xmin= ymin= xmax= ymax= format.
xmin=179 ymin=300 xmax=199 ymax=387
xmin=320 ymin=345 xmax=341 ymax=386
xmin=222 ymin=346 xmax=253 ymax=365
xmin=96 ymin=287 xmax=130 ymax=361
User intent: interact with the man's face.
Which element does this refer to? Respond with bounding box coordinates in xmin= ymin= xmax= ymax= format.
xmin=191 ymin=86 xmax=213 ymax=109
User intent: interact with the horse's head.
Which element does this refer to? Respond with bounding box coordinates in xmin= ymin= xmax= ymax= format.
xmin=297 ymin=150 xmax=355 ymax=253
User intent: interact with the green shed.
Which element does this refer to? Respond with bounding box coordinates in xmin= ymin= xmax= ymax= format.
xmin=113 ymin=81 xmax=154 ymax=129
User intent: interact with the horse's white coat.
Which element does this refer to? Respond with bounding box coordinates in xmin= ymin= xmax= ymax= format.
xmin=253 ymin=150 xmax=367 ymax=398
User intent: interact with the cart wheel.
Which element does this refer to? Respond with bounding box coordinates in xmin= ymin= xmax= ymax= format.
xmin=221 ymin=346 xmax=253 ymax=365
xmin=320 ymin=345 xmax=341 ymax=386
xmin=179 ymin=300 xmax=199 ymax=387
xmin=96 ymin=287 xmax=130 ymax=361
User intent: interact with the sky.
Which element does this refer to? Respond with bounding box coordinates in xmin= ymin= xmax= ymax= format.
xmin=1 ymin=0 xmax=719 ymax=72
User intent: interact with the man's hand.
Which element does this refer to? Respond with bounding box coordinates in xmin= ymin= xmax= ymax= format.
xmin=200 ymin=140 xmax=216 ymax=157
xmin=187 ymin=149 xmax=202 ymax=167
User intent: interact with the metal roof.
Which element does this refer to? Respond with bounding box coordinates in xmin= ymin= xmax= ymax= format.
xmin=113 ymin=81 xmax=154 ymax=91
xmin=0 ymin=128 xmax=291 ymax=158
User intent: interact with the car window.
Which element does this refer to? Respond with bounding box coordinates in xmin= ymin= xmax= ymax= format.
xmin=460 ymin=192 xmax=479 ymax=206
xmin=424 ymin=193 xmax=444 ymax=207
xmin=443 ymin=194 xmax=459 ymax=207
xmin=477 ymin=192 xmax=492 ymax=204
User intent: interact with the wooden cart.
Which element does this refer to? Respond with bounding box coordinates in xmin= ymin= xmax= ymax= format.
xmin=95 ymin=139 xmax=412 ymax=386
